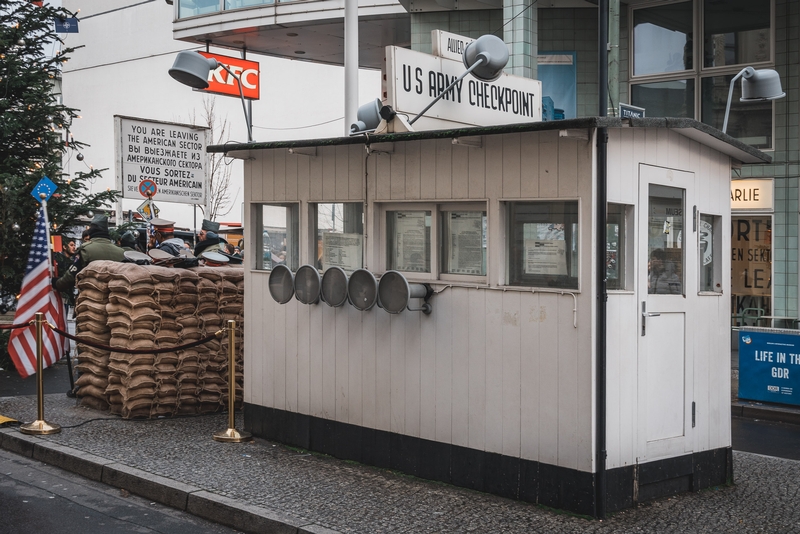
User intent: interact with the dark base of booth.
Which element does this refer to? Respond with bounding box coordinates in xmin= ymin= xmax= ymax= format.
xmin=245 ymin=404 xmax=733 ymax=516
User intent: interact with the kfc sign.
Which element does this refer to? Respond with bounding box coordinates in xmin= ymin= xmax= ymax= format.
xmin=198 ymin=52 xmax=260 ymax=100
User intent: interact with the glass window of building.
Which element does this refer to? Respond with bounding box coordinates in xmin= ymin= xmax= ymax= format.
xmin=506 ymin=201 xmax=579 ymax=289
xmin=632 ymin=2 xmax=694 ymax=76
xmin=631 ymin=1 xmax=775 ymax=148
xmin=731 ymin=215 xmax=772 ymax=321
xmin=699 ymin=214 xmax=722 ymax=293
xmin=179 ymin=0 xmax=220 ymax=18
xmin=440 ymin=210 xmax=487 ymax=276
xmin=387 ymin=210 xmax=431 ymax=273
xmin=313 ymin=203 xmax=364 ymax=272
xmin=607 ymin=204 xmax=632 ymax=291
xmin=254 ymin=203 xmax=299 ymax=271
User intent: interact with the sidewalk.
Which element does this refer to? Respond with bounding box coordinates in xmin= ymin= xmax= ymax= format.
xmin=2 ymin=392 xmax=800 ymax=533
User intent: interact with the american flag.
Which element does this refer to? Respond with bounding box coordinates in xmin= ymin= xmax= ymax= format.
xmin=7 ymin=207 xmax=66 ymax=378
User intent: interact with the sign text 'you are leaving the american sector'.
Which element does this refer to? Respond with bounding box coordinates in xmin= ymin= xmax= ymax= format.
xmin=116 ymin=116 xmax=208 ymax=205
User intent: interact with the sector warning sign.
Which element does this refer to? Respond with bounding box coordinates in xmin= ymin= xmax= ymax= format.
xmin=117 ymin=116 xmax=208 ymax=205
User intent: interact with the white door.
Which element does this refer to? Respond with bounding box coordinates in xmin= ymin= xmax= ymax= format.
xmin=638 ymin=164 xmax=695 ymax=460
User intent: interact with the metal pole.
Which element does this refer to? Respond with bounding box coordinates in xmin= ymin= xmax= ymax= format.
xmin=20 ymin=313 xmax=61 ymax=435
xmin=213 ymin=320 xmax=252 ymax=442
xmin=344 ymin=0 xmax=359 ymax=135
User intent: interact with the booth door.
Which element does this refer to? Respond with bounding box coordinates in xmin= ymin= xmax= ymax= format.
xmin=637 ymin=164 xmax=696 ymax=460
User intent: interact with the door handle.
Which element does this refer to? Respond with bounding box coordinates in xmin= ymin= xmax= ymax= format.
xmin=641 ymin=302 xmax=659 ymax=336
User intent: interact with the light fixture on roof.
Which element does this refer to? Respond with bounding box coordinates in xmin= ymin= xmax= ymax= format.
xmin=408 ymin=34 xmax=509 ymax=126
xmin=722 ymin=67 xmax=785 ymax=135
xmin=168 ymin=50 xmax=253 ymax=142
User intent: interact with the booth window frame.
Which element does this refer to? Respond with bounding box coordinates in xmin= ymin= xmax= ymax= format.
xmin=698 ymin=212 xmax=723 ymax=294
xmin=310 ymin=202 xmax=365 ymax=272
xmin=629 ymin=0 xmax=776 ymax=149
xmin=504 ymin=199 xmax=580 ymax=290
xmin=252 ymin=202 xmax=300 ymax=272
xmin=378 ymin=201 xmax=488 ymax=283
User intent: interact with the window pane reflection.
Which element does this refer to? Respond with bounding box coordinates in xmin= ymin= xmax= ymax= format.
xmin=631 ymin=79 xmax=695 ymax=118
xmin=704 ymin=0 xmax=771 ymax=68
xmin=701 ymin=75 xmax=773 ymax=149
xmin=647 ymin=185 xmax=684 ymax=295
xmin=633 ymin=2 xmax=693 ymax=76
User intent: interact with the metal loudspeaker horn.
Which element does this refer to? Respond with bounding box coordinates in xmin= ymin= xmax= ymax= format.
xmin=347 ymin=269 xmax=379 ymax=311
xmin=321 ymin=267 xmax=349 ymax=307
xmin=378 ymin=270 xmax=433 ymax=314
xmin=268 ymin=264 xmax=295 ymax=304
xmin=294 ymin=264 xmax=321 ymax=305
xmin=350 ymin=98 xmax=383 ymax=135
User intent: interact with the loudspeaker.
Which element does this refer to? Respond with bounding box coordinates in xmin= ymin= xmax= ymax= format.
xmin=268 ymin=264 xmax=294 ymax=304
xmin=377 ymin=270 xmax=432 ymax=314
xmin=347 ymin=268 xmax=379 ymax=311
xmin=294 ymin=264 xmax=321 ymax=305
xmin=321 ymin=267 xmax=349 ymax=307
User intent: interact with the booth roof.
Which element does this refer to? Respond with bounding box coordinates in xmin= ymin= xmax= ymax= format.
xmin=209 ymin=117 xmax=771 ymax=166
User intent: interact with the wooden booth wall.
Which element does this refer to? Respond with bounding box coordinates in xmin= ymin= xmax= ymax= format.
xmin=605 ymin=127 xmax=733 ymax=471
xmin=243 ymin=130 xmax=598 ymax=475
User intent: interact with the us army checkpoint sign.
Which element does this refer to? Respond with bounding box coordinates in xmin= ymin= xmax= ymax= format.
xmin=115 ymin=116 xmax=209 ymax=205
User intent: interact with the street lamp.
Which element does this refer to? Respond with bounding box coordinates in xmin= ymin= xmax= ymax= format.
xmin=722 ymin=66 xmax=785 ymax=135
xmin=168 ymin=50 xmax=253 ymax=143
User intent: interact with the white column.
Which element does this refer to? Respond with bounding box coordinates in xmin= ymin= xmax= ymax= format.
xmin=344 ymin=0 xmax=359 ymax=135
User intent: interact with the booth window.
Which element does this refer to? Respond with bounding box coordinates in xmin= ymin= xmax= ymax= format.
xmin=699 ymin=214 xmax=722 ymax=293
xmin=607 ymin=203 xmax=632 ymax=291
xmin=630 ymin=0 xmax=775 ymax=149
xmin=507 ymin=201 xmax=579 ymax=289
xmin=254 ymin=203 xmax=299 ymax=271
xmin=387 ymin=210 xmax=431 ymax=273
xmin=312 ymin=202 xmax=364 ymax=272
xmin=441 ymin=210 xmax=487 ymax=276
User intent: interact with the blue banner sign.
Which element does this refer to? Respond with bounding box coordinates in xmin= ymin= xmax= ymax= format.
xmin=739 ymin=328 xmax=800 ymax=406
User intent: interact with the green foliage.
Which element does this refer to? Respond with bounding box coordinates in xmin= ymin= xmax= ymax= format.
xmin=0 ymin=1 xmax=119 ymax=303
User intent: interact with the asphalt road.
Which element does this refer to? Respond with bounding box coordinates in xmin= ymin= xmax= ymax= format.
xmin=0 ymin=448 xmax=238 ymax=533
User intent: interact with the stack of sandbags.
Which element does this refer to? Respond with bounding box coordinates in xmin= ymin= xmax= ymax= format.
xmin=72 ymin=261 xmax=244 ymax=418
xmin=105 ymin=263 xmax=165 ymax=418
xmin=73 ymin=261 xmax=116 ymax=411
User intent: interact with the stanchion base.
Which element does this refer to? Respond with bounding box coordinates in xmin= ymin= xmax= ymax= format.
xmin=20 ymin=420 xmax=61 ymax=435
xmin=213 ymin=428 xmax=252 ymax=443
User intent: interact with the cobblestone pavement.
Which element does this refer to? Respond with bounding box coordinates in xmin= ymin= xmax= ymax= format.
xmin=2 ymin=393 xmax=799 ymax=533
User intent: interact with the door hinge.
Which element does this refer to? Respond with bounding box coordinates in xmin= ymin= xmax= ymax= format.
xmin=692 ymin=401 xmax=696 ymax=428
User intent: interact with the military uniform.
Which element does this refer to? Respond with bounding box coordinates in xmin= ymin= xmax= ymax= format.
xmin=54 ymin=217 xmax=127 ymax=292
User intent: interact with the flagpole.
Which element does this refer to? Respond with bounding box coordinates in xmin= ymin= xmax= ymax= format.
xmin=40 ymin=197 xmax=54 ymax=278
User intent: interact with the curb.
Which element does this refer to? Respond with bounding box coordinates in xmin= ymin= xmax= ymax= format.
xmin=731 ymin=401 xmax=800 ymax=426
xmin=0 ymin=427 xmax=340 ymax=534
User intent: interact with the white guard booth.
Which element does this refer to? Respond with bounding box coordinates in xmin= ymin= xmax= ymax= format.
xmin=213 ymin=117 xmax=770 ymax=515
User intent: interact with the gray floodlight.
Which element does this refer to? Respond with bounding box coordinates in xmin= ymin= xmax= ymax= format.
xmin=321 ymin=267 xmax=349 ymax=307
xmin=722 ymin=66 xmax=785 ymax=134
xmin=409 ymin=34 xmax=509 ymax=125
xmin=347 ymin=268 xmax=379 ymax=311
xmin=169 ymin=50 xmax=253 ymax=142
xmin=377 ymin=270 xmax=432 ymax=314
xmin=350 ymin=98 xmax=382 ymax=135
xmin=268 ymin=264 xmax=295 ymax=304
xmin=295 ymin=264 xmax=321 ymax=305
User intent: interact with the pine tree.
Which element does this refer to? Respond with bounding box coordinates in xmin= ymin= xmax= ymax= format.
xmin=0 ymin=0 xmax=118 ymax=305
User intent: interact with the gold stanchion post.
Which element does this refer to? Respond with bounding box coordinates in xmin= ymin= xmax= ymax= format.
xmin=20 ymin=312 xmax=61 ymax=435
xmin=213 ymin=319 xmax=251 ymax=442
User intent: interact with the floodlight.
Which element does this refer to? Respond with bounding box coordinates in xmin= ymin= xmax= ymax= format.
xmin=268 ymin=264 xmax=295 ymax=304
xmin=722 ymin=67 xmax=785 ymax=134
xmin=409 ymin=34 xmax=509 ymax=125
xmin=169 ymin=50 xmax=253 ymax=142
xmin=347 ymin=268 xmax=379 ymax=311
xmin=350 ymin=98 xmax=382 ymax=135
xmin=321 ymin=267 xmax=349 ymax=307
xmin=295 ymin=264 xmax=321 ymax=305
xmin=377 ymin=270 xmax=432 ymax=314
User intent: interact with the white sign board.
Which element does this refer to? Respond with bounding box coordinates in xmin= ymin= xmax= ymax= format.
xmin=115 ymin=116 xmax=208 ymax=205
xmin=385 ymin=46 xmax=542 ymax=129
xmin=431 ymin=30 xmax=475 ymax=62
xmin=731 ymin=178 xmax=773 ymax=210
